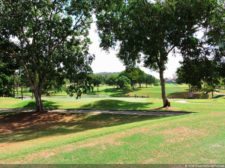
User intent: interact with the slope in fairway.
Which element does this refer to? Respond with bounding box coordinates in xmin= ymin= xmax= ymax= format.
xmin=0 ymin=94 xmax=225 ymax=164
xmin=0 ymin=85 xmax=224 ymax=163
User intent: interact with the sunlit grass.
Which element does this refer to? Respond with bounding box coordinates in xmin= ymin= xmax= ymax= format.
xmin=0 ymin=85 xmax=225 ymax=164
xmin=0 ymin=98 xmax=225 ymax=163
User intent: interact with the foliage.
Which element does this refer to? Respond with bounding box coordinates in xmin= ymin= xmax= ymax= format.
xmin=105 ymin=75 xmax=119 ymax=86
xmin=120 ymin=67 xmax=158 ymax=88
xmin=176 ymin=2 xmax=225 ymax=95
xmin=94 ymin=0 xmax=219 ymax=107
xmin=90 ymin=74 xmax=103 ymax=88
xmin=0 ymin=37 xmax=18 ymax=96
xmin=116 ymin=75 xmax=132 ymax=91
xmin=177 ymin=56 xmax=223 ymax=98
xmin=0 ymin=0 xmax=93 ymax=111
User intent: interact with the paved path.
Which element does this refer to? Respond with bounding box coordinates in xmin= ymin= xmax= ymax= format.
xmin=0 ymin=108 xmax=191 ymax=116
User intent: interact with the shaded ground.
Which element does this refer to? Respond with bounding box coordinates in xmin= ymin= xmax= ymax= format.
xmin=94 ymin=88 xmax=127 ymax=97
xmin=0 ymin=109 xmax=191 ymax=143
xmin=0 ymin=111 xmax=161 ymax=142
xmin=79 ymin=99 xmax=152 ymax=110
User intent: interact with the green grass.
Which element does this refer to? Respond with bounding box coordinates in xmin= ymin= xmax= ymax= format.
xmin=0 ymin=85 xmax=225 ymax=163
xmin=87 ymin=84 xmax=189 ymax=98
xmin=127 ymin=84 xmax=188 ymax=98
xmin=0 ymin=97 xmax=163 ymax=110
xmin=88 ymin=84 xmax=221 ymax=99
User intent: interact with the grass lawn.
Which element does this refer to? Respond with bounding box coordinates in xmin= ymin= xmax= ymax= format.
xmin=0 ymin=97 xmax=163 ymax=110
xmin=86 ymin=84 xmax=221 ymax=99
xmin=87 ymin=84 xmax=189 ymax=98
xmin=0 ymin=85 xmax=225 ymax=164
xmin=127 ymin=84 xmax=189 ymax=98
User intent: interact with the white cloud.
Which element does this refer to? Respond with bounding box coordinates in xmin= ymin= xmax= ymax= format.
xmin=88 ymin=22 xmax=125 ymax=73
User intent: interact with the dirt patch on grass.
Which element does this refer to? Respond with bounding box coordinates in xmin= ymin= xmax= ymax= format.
xmin=209 ymin=112 xmax=224 ymax=117
xmin=161 ymin=127 xmax=207 ymax=143
xmin=0 ymin=112 xmax=85 ymax=134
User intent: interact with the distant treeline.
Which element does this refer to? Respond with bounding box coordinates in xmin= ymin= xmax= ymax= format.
xmin=92 ymin=67 xmax=159 ymax=91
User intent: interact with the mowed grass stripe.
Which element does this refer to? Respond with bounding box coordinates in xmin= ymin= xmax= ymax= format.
xmin=0 ymin=114 xmax=185 ymax=162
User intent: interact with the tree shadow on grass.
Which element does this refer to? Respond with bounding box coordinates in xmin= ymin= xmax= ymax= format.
xmin=88 ymin=88 xmax=127 ymax=97
xmin=78 ymin=99 xmax=152 ymax=110
xmin=0 ymin=112 xmax=162 ymax=143
xmin=0 ymin=99 xmax=193 ymax=143
xmin=0 ymin=100 xmax=59 ymax=114
xmin=103 ymin=88 xmax=128 ymax=97
xmin=21 ymin=100 xmax=59 ymax=110
xmin=213 ymin=95 xmax=225 ymax=99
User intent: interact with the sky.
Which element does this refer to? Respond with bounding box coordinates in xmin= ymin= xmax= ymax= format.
xmin=88 ymin=21 xmax=183 ymax=79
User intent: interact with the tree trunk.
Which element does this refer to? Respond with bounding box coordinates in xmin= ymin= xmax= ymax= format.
xmin=131 ymin=82 xmax=135 ymax=90
xmin=16 ymin=84 xmax=19 ymax=98
xmin=21 ymin=86 xmax=23 ymax=100
xmin=13 ymin=82 xmax=16 ymax=98
xmin=159 ymin=68 xmax=170 ymax=107
xmin=139 ymin=83 xmax=141 ymax=88
xmin=33 ymin=87 xmax=45 ymax=113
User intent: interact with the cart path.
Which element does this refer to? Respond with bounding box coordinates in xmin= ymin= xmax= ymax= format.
xmin=0 ymin=108 xmax=192 ymax=116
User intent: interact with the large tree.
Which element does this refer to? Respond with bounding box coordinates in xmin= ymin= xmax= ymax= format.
xmin=177 ymin=57 xmax=220 ymax=96
xmin=94 ymin=0 xmax=217 ymax=107
xmin=177 ymin=0 xmax=225 ymax=96
xmin=120 ymin=67 xmax=145 ymax=89
xmin=0 ymin=0 xmax=93 ymax=112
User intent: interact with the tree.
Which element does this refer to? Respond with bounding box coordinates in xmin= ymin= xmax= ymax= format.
xmin=206 ymin=0 xmax=225 ymax=85
xmin=0 ymin=56 xmax=16 ymax=97
xmin=177 ymin=1 xmax=225 ymax=98
xmin=116 ymin=75 xmax=131 ymax=91
xmin=177 ymin=57 xmax=220 ymax=97
xmin=94 ymin=0 xmax=216 ymax=107
xmin=0 ymin=36 xmax=18 ymax=97
xmin=91 ymin=74 xmax=102 ymax=91
xmin=105 ymin=74 xmax=119 ymax=87
xmin=120 ymin=67 xmax=145 ymax=89
xmin=0 ymin=0 xmax=93 ymax=112
xmin=176 ymin=59 xmax=203 ymax=90
xmin=144 ymin=74 xmax=159 ymax=87
xmin=120 ymin=67 xmax=157 ymax=88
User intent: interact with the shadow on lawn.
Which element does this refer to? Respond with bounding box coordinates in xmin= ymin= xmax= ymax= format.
xmin=79 ymin=99 xmax=152 ymax=110
xmin=22 ymin=100 xmax=59 ymax=110
xmin=88 ymin=88 xmax=127 ymax=97
xmin=0 ymin=99 xmax=193 ymax=143
xmin=0 ymin=112 xmax=193 ymax=143
xmin=213 ymin=94 xmax=225 ymax=99
xmin=0 ymin=112 xmax=162 ymax=143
